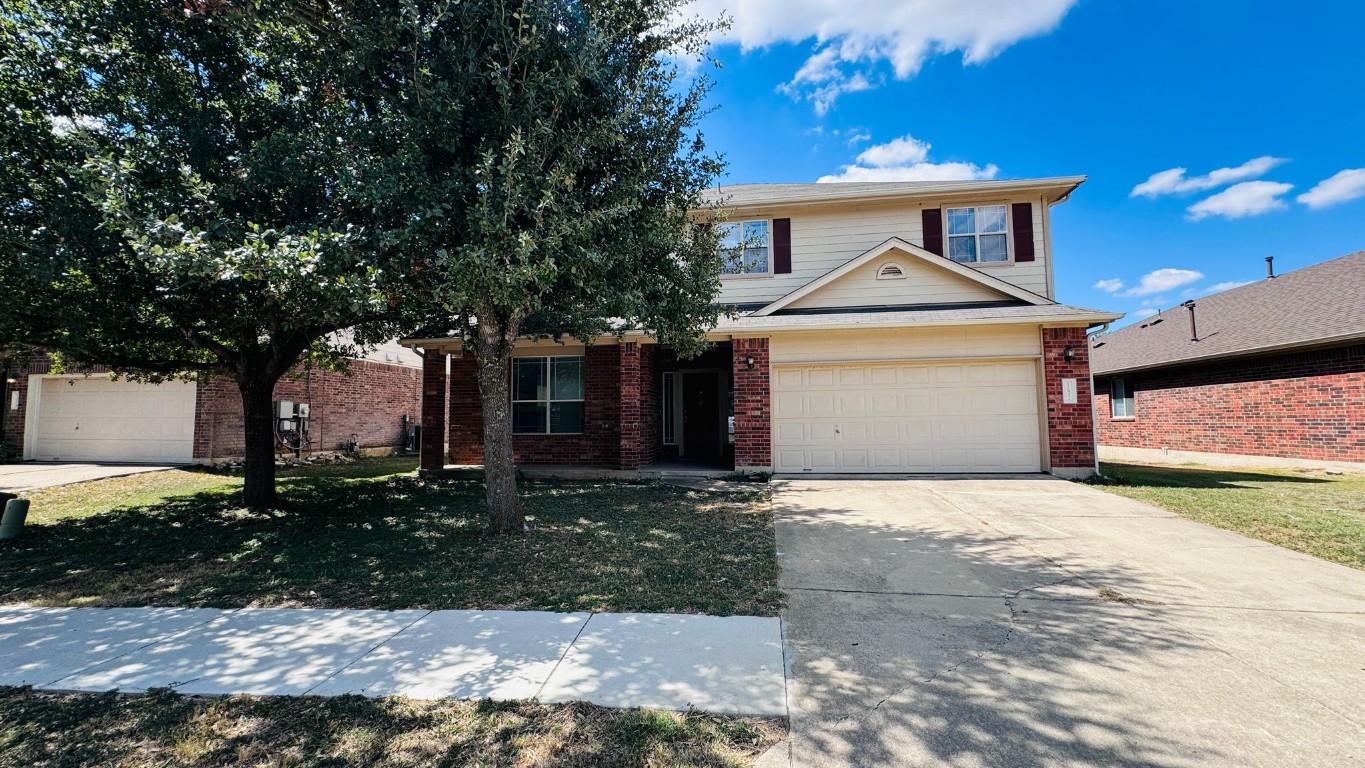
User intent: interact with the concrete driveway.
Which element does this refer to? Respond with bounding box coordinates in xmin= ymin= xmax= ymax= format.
xmin=0 ymin=463 xmax=174 ymax=493
xmin=772 ymin=477 xmax=1365 ymax=767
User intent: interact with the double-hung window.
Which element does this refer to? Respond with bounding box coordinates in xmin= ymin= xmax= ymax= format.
xmin=1111 ymin=379 xmax=1135 ymax=419
xmin=719 ymin=220 xmax=770 ymax=275
xmin=946 ymin=205 xmax=1009 ymax=263
xmin=512 ymin=356 xmax=585 ymax=434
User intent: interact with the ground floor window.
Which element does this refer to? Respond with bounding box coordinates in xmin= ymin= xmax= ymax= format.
xmin=1111 ymin=378 xmax=1135 ymax=418
xmin=512 ymin=356 xmax=585 ymax=434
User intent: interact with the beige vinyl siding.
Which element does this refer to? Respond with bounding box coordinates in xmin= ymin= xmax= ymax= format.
xmin=718 ymin=194 xmax=1053 ymax=307
xmin=768 ymin=325 xmax=1042 ymax=365
xmin=786 ymin=253 xmax=1005 ymax=309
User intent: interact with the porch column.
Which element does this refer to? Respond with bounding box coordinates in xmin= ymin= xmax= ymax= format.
xmin=618 ymin=342 xmax=643 ymax=470
xmin=732 ymin=337 xmax=773 ymax=473
xmin=419 ymin=351 xmax=449 ymax=472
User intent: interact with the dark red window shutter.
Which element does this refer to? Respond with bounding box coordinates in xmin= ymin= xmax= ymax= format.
xmin=1011 ymin=202 xmax=1035 ymax=262
xmin=921 ymin=208 xmax=943 ymax=256
xmin=772 ymin=218 xmax=792 ymax=274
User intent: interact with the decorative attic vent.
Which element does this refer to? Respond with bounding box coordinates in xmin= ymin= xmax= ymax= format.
xmin=876 ymin=262 xmax=907 ymax=280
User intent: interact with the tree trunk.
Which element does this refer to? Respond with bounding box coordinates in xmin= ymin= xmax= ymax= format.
xmin=240 ymin=382 xmax=279 ymax=508
xmin=473 ymin=310 xmax=524 ymax=534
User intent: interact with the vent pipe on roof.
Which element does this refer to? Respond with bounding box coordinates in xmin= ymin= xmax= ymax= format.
xmin=1266 ymin=255 xmax=1276 ymax=279
xmin=1181 ymin=300 xmax=1198 ymax=342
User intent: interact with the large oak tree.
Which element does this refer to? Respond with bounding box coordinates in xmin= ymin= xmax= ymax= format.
xmin=325 ymin=0 xmax=728 ymax=531
xmin=0 ymin=0 xmax=407 ymax=506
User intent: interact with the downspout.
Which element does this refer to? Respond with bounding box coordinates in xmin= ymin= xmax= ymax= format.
xmin=1087 ymin=322 xmax=1111 ymax=477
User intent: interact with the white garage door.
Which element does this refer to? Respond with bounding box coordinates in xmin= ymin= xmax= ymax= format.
xmin=772 ymin=360 xmax=1041 ymax=474
xmin=32 ymin=377 xmax=197 ymax=463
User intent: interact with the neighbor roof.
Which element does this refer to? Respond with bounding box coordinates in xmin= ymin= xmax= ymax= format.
xmin=1091 ymin=250 xmax=1365 ymax=376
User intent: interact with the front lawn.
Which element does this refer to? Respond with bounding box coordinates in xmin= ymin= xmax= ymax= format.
xmin=1 ymin=460 xmax=782 ymax=615
xmin=0 ymin=688 xmax=784 ymax=768
xmin=1094 ymin=462 xmax=1365 ymax=570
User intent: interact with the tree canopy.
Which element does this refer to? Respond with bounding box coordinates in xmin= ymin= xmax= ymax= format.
xmin=0 ymin=0 xmax=408 ymax=505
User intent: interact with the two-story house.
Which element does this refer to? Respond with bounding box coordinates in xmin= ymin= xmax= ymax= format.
xmin=409 ymin=177 xmax=1121 ymax=478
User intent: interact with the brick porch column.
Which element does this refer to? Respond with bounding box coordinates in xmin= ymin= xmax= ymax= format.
xmin=419 ymin=351 xmax=449 ymax=472
xmin=618 ymin=342 xmax=643 ymax=470
xmin=732 ymin=337 xmax=772 ymax=472
xmin=447 ymin=352 xmax=484 ymax=464
xmin=1042 ymin=327 xmax=1097 ymax=479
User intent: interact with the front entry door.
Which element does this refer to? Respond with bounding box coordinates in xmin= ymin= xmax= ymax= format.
xmin=681 ymin=372 xmax=722 ymax=461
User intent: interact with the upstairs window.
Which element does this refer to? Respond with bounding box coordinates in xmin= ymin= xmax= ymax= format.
xmin=1111 ymin=379 xmax=1135 ymax=418
xmin=946 ymin=205 xmax=1009 ymax=264
xmin=719 ymin=220 xmax=770 ymax=275
xmin=512 ymin=356 xmax=585 ymax=434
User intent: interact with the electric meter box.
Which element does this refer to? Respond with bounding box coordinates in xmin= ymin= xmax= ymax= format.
xmin=295 ymin=403 xmax=311 ymax=419
xmin=276 ymin=400 xmax=294 ymax=419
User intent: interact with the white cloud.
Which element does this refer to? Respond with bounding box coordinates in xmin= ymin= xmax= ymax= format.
xmin=685 ymin=0 xmax=1078 ymax=111
xmin=1186 ymin=181 xmax=1294 ymax=221
xmin=1139 ymin=297 xmax=1167 ymax=307
xmin=818 ymin=133 xmax=998 ymax=183
xmin=1207 ymin=279 xmax=1254 ymax=293
xmin=1297 ymin=169 xmax=1365 ymax=209
xmin=1131 ymin=308 xmax=1159 ymax=321
xmin=844 ymin=129 xmax=872 ymax=146
xmin=1093 ymin=278 xmax=1124 ymax=293
xmin=1130 ymin=156 xmax=1287 ymax=198
xmin=1120 ymin=268 xmax=1204 ymax=297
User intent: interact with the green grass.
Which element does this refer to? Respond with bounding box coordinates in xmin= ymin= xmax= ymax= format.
xmin=1093 ymin=462 xmax=1365 ymax=570
xmin=1 ymin=458 xmax=782 ymax=615
xmin=0 ymin=687 xmax=785 ymax=768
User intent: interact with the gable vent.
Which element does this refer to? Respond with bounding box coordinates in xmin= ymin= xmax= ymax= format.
xmin=876 ymin=263 xmax=907 ymax=280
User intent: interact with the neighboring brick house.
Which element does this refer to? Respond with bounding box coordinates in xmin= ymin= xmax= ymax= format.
xmin=1092 ymin=251 xmax=1365 ymax=470
xmin=1 ymin=341 xmax=422 ymax=464
xmin=410 ymin=178 xmax=1120 ymax=479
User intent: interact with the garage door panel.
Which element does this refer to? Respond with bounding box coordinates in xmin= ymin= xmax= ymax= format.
xmin=773 ymin=359 xmax=1040 ymax=474
xmin=34 ymin=378 xmax=196 ymax=463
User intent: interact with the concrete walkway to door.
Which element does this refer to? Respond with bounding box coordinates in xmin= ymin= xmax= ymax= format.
xmin=771 ymin=476 xmax=1365 ymax=767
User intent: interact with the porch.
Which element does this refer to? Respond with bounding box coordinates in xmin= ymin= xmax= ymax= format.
xmin=416 ymin=338 xmax=772 ymax=474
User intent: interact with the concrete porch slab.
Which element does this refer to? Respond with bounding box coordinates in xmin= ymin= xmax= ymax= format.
xmin=537 ymin=613 xmax=786 ymax=716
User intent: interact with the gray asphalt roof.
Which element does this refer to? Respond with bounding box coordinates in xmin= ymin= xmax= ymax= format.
xmin=702 ymin=177 xmax=1087 ymax=208
xmin=1091 ymin=250 xmax=1365 ymax=376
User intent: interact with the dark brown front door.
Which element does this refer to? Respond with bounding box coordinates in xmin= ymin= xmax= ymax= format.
xmin=681 ymin=372 xmax=722 ymax=461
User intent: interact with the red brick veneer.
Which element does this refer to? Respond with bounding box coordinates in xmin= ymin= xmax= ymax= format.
xmin=420 ymin=353 xmax=449 ymax=471
xmin=732 ymin=337 xmax=772 ymax=471
xmin=1096 ymin=344 xmax=1365 ymax=463
xmin=1042 ymin=327 xmax=1096 ymax=472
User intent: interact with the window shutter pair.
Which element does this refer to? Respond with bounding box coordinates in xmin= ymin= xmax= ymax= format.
xmin=701 ymin=219 xmax=792 ymax=274
xmin=919 ymin=204 xmax=1035 ymax=262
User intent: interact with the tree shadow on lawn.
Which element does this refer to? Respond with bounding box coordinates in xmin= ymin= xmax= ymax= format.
xmin=0 ymin=476 xmax=782 ymax=616
xmin=0 ymin=688 xmax=783 ymax=768
xmin=1096 ymin=462 xmax=1333 ymax=490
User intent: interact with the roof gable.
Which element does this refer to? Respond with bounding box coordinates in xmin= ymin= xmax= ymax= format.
xmin=752 ymin=237 xmax=1053 ymax=317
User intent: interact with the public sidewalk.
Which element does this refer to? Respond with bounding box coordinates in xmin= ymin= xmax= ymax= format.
xmin=0 ymin=607 xmax=786 ymax=716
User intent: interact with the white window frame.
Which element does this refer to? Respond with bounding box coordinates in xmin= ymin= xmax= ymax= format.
xmin=511 ymin=355 xmax=585 ymax=435
xmin=944 ymin=204 xmax=1012 ymax=265
xmin=1111 ymin=378 xmax=1135 ymax=419
xmin=661 ymin=372 xmax=677 ymax=445
xmin=718 ymin=219 xmax=773 ymax=278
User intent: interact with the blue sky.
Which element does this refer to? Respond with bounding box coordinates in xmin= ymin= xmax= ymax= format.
xmin=687 ymin=0 xmax=1365 ymax=325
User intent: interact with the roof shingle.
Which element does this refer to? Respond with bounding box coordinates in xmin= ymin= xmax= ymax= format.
xmin=1091 ymin=251 xmax=1365 ymax=375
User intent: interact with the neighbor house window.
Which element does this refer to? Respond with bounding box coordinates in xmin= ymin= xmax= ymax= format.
xmin=719 ymin=220 xmax=770 ymax=275
xmin=512 ymin=356 xmax=585 ymax=434
xmin=946 ymin=205 xmax=1009 ymax=263
xmin=1111 ymin=379 xmax=1135 ymax=418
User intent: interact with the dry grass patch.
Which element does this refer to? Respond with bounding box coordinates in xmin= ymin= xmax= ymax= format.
xmin=0 ymin=687 xmax=786 ymax=767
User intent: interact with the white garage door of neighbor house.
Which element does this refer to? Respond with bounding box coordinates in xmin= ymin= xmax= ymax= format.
xmin=772 ymin=360 xmax=1041 ymax=474
xmin=32 ymin=377 xmax=197 ymax=463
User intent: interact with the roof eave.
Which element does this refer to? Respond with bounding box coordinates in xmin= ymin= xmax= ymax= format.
xmin=1092 ymin=329 xmax=1365 ymax=377
xmin=698 ymin=176 xmax=1088 ymax=212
